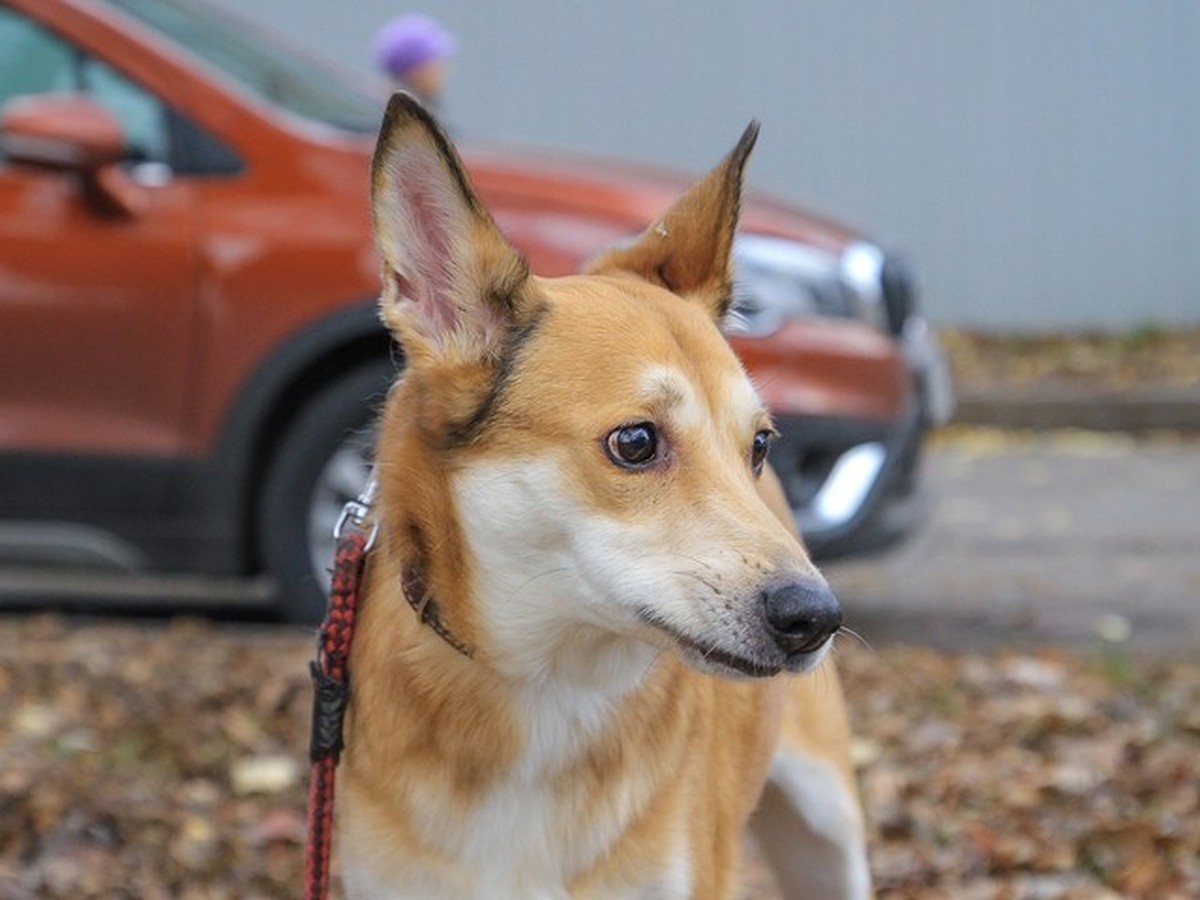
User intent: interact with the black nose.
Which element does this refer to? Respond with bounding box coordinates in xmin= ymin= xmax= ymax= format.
xmin=762 ymin=581 xmax=843 ymax=654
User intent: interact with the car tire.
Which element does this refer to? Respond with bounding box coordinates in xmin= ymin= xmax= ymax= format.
xmin=259 ymin=360 xmax=396 ymax=624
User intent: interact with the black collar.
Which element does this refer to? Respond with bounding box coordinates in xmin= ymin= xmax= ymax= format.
xmin=401 ymin=564 xmax=475 ymax=659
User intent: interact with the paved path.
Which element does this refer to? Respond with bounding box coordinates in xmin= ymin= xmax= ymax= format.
xmin=826 ymin=432 xmax=1200 ymax=651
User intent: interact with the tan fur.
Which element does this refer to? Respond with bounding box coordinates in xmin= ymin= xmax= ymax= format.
xmin=338 ymin=93 xmax=870 ymax=899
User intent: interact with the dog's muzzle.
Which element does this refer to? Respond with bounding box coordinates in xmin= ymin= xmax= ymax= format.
xmin=761 ymin=580 xmax=843 ymax=655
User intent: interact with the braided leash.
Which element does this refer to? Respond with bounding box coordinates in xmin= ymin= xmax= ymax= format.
xmin=304 ymin=479 xmax=376 ymax=900
xmin=301 ymin=474 xmax=475 ymax=897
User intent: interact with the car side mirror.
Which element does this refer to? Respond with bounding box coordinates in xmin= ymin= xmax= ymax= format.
xmin=1 ymin=93 xmax=125 ymax=170
xmin=0 ymin=93 xmax=145 ymax=216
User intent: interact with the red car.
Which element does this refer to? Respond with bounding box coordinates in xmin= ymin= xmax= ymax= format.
xmin=0 ymin=0 xmax=952 ymax=622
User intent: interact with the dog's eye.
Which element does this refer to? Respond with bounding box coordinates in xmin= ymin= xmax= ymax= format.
xmin=605 ymin=423 xmax=658 ymax=468
xmin=751 ymin=429 xmax=775 ymax=476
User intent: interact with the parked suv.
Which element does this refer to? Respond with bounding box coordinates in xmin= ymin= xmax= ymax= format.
xmin=0 ymin=0 xmax=952 ymax=622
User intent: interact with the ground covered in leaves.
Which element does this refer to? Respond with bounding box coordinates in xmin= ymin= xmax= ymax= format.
xmin=1 ymin=616 xmax=1197 ymax=899
xmin=941 ymin=326 xmax=1200 ymax=393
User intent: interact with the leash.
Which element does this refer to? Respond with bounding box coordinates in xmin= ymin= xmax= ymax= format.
xmin=302 ymin=473 xmax=475 ymax=899
xmin=304 ymin=476 xmax=377 ymax=900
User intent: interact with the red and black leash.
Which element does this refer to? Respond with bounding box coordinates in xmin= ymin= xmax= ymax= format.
xmin=304 ymin=480 xmax=377 ymax=900
xmin=302 ymin=475 xmax=474 ymax=898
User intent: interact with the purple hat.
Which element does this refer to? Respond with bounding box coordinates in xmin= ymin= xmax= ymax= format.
xmin=374 ymin=14 xmax=457 ymax=78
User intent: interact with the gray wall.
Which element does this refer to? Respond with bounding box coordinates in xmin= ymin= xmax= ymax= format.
xmin=211 ymin=0 xmax=1200 ymax=331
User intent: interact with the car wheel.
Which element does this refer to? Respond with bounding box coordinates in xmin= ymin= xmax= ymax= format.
xmin=259 ymin=360 xmax=395 ymax=624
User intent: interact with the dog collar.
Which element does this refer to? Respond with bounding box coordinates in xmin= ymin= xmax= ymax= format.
xmin=401 ymin=563 xmax=475 ymax=659
xmin=335 ymin=471 xmax=474 ymax=658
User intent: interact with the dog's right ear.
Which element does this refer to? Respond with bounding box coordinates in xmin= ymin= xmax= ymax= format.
xmin=584 ymin=122 xmax=758 ymax=323
xmin=371 ymin=93 xmax=531 ymax=367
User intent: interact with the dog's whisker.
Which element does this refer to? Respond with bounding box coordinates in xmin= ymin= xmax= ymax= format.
xmin=503 ymin=566 xmax=574 ymax=603
xmin=836 ymin=624 xmax=872 ymax=651
xmin=664 ymin=551 xmax=721 ymax=576
xmin=669 ymin=569 xmax=723 ymax=596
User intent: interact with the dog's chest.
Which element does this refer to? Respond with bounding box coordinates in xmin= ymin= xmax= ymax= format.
xmin=427 ymin=687 xmax=661 ymax=877
xmin=343 ymin=681 xmax=694 ymax=899
xmin=344 ymin=797 xmax=692 ymax=900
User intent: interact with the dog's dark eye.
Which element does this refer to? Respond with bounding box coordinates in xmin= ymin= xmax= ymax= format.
xmin=751 ymin=429 xmax=775 ymax=476
xmin=606 ymin=423 xmax=658 ymax=468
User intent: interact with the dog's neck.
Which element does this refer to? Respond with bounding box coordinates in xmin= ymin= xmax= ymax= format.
xmin=349 ymin=543 xmax=680 ymax=781
xmin=362 ymin=505 xmax=666 ymax=689
xmin=386 ymin=542 xmax=663 ymax=696
xmin=397 ymin=548 xmax=660 ymax=703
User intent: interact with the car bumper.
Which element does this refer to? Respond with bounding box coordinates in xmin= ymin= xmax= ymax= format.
xmin=774 ymin=316 xmax=953 ymax=559
xmin=774 ymin=403 xmax=925 ymax=559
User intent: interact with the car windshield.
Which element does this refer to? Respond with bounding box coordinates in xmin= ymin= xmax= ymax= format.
xmin=102 ymin=0 xmax=383 ymax=133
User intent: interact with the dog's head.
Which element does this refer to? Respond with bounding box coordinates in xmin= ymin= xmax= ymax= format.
xmin=370 ymin=94 xmax=841 ymax=681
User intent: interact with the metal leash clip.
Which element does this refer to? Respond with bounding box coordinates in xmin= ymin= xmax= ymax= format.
xmin=334 ymin=471 xmax=380 ymax=551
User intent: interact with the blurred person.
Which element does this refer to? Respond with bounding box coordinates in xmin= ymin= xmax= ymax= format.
xmin=373 ymin=13 xmax=456 ymax=108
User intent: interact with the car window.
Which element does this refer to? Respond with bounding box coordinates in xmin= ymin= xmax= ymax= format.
xmin=82 ymin=57 xmax=169 ymax=164
xmin=102 ymin=0 xmax=383 ymax=134
xmin=0 ymin=6 xmax=238 ymax=174
xmin=0 ymin=6 xmax=77 ymax=103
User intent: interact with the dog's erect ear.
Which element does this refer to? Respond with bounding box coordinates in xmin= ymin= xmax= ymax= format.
xmin=371 ymin=93 xmax=531 ymax=366
xmin=585 ymin=121 xmax=759 ymax=321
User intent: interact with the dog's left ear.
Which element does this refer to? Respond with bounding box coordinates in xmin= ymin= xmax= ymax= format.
xmin=371 ymin=93 xmax=532 ymax=367
xmin=586 ymin=121 xmax=759 ymax=321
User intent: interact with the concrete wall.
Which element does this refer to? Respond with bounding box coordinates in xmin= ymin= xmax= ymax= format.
xmin=210 ymin=0 xmax=1200 ymax=331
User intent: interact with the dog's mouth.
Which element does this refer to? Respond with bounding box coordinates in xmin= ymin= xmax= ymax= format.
xmin=636 ymin=610 xmax=782 ymax=678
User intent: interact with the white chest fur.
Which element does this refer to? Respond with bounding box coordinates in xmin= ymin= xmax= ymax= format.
xmin=339 ymin=672 xmax=692 ymax=899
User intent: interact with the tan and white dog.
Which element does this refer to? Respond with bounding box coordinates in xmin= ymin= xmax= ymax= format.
xmin=338 ymin=93 xmax=871 ymax=899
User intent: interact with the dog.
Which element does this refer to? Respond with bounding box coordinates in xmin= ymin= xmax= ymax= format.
xmin=338 ymin=93 xmax=871 ymax=899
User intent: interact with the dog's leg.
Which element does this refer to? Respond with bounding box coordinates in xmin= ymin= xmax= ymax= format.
xmin=749 ymin=666 xmax=871 ymax=900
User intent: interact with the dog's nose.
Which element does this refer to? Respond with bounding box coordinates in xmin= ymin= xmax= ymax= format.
xmin=762 ymin=581 xmax=843 ymax=654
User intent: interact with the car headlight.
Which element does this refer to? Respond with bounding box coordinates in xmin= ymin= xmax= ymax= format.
xmin=838 ymin=241 xmax=888 ymax=331
xmin=728 ymin=234 xmax=912 ymax=337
